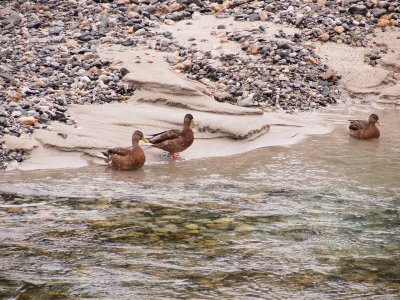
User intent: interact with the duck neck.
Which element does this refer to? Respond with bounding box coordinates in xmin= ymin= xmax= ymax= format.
xmin=183 ymin=122 xmax=191 ymax=131
xmin=132 ymin=138 xmax=139 ymax=148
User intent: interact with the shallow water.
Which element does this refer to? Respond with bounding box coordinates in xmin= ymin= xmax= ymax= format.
xmin=0 ymin=109 xmax=399 ymax=299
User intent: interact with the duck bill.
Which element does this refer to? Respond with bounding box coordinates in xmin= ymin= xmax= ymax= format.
xmin=142 ymin=137 xmax=149 ymax=143
xmin=377 ymin=121 xmax=383 ymax=126
xmin=191 ymin=119 xmax=198 ymax=127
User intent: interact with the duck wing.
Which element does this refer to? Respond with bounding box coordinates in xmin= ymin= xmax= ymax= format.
xmin=105 ymin=147 xmax=130 ymax=156
xmin=349 ymin=120 xmax=368 ymax=131
xmin=147 ymin=129 xmax=182 ymax=145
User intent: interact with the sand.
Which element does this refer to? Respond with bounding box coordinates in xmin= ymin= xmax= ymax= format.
xmin=4 ymin=15 xmax=399 ymax=170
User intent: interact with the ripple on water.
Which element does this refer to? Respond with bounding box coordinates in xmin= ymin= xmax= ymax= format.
xmin=1 ymin=110 xmax=400 ymax=298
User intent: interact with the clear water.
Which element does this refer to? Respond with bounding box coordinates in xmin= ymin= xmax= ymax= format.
xmin=0 ymin=109 xmax=399 ymax=299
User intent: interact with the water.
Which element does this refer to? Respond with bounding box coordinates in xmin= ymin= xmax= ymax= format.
xmin=0 ymin=109 xmax=399 ymax=299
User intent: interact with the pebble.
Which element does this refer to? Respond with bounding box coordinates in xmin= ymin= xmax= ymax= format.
xmin=324 ymin=69 xmax=335 ymax=80
xmin=334 ymin=26 xmax=345 ymax=34
xmin=319 ymin=33 xmax=330 ymax=42
xmin=349 ymin=5 xmax=368 ymax=15
xmin=377 ymin=18 xmax=390 ymax=28
xmin=18 ymin=116 xmax=37 ymax=126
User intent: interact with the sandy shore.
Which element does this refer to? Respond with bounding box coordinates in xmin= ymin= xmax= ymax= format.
xmin=3 ymin=15 xmax=400 ymax=170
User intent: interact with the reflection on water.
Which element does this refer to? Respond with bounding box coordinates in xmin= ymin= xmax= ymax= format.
xmin=0 ymin=109 xmax=399 ymax=299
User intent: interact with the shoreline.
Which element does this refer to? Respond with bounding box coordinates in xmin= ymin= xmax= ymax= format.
xmin=1 ymin=102 xmax=396 ymax=174
xmin=3 ymin=103 xmax=387 ymax=171
xmin=1 ymin=3 xmax=399 ymax=171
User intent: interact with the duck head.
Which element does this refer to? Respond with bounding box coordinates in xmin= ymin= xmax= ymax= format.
xmin=184 ymin=113 xmax=198 ymax=128
xmin=132 ymin=130 xmax=149 ymax=144
xmin=369 ymin=114 xmax=382 ymax=126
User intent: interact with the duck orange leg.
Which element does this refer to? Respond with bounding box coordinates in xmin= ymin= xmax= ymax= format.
xmin=170 ymin=152 xmax=183 ymax=160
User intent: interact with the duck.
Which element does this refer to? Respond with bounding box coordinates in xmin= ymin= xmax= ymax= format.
xmin=102 ymin=130 xmax=148 ymax=170
xmin=147 ymin=114 xmax=197 ymax=160
xmin=348 ymin=114 xmax=382 ymax=139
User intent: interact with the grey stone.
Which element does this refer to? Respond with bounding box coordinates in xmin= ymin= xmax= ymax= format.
xmin=348 ymin=5 xmax=368 ymax=15
xmin=371 ymin=8 xmax=387 ymax=18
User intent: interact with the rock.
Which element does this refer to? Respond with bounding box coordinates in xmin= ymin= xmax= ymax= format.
xmin=371 ymin=8 xmax=388 ymax=18
xmin=277 ymin=41 xmax=292 ymax=49
xmin=183 ymin=60 xmax=193 ymax=67
xmin=249 ymin=13 xmax=260 ymax=22
xmin=121 ymin=39 xmax=135 ymax=46
xmin=174 ymin=63 xmax=184 ymax=70
xmin=259 ymin=11 xmax=268 ymax=21
xmin=165 ymin=54 xmax=179 ymax=64
xmin=120 ymin=67 xmax=129 ymax=77
xmin=185 ymin=224 xmax=199 ymax=230
xmin=209 ymin=3 xmax=221 ymax=12
xmin=305 ymin=56 xmax=318 ymax=65
xmin=238 ymin=93 xmax=255 ymax=107
xmin=213 ymin=91 xmax=231 ymax=102
xmin=295 ymin=14 xmax=304 ymax=26
xmin=26 ymin=20 xmax=42 ymax=28
xmin=348 ymin=5 xmax=368 ymax=15
xmin=48 ymin=27 xmax=63 ymax=35
xmin=164 ymin=19 xmax=175 ymax=25
xmin=11 ymin=92 xmax=22 ymax=100
xmin=377 ymin=18 xmax=390 ymax=28
xmin=324 ymin=69 xmax=335 ymax=80
xmin=0 ymin=117 xmax=10 ymax=127
xmin=322 ymin=86 xmax=330 ymax=97
xmin=11 ymin=111 xmax=22 ymax=118
xmin=235 ymin=224 xmax=255 ymax=232
xmin=77 ymin=32 xmax=93 ymax=41
xmin=168 ymin=3 xmax=182 ymax=12
xmin=319 ymin=33 xmax=330 ymax=42
xmin=0 ymin=72 xmax=14 ymax=82
xmin=2 ymin=10 xmax=21 ymax=29
xmin=213 ymin=217 xmax=235 ymax=224
xmin=80 ymin=76 xmax=91 ymax=83
xmin=334 ymin=26 xmax=345 ymax=34
xmin=250 ymin=45 xmax=259 ymax=54
xmin=65 ymin=39 xmax=79 ymax=48
xmin=393 ymin=72 xmax=400 ymax=80
xmin=192 ymin=11 xmax=202 ymax=20
xmin=18 ymin=116 xmax=37 ymax=125
xmin=278 ymin=74 xmax=289 ymax=81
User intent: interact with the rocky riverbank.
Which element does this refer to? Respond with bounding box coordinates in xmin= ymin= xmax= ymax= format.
xmin=0 ymin=0 xmax=399 ymax=169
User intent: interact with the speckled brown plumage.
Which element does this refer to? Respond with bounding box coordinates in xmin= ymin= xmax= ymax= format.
xmin=349 ymin=114 xmax=381 ymax=139
xmin=103 ymin=131 xmax=147 ymax=170
xmin=147 ymin=114 xmax=196 ymax=158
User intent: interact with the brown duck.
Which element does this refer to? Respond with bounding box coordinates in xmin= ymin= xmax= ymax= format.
xmin=102 ymin=130 xmax=148 ymax=170
xmin=348 ymin=114 xmax=382 ymax=139
xmin=147 ymin=114 xmax=197 ymax=160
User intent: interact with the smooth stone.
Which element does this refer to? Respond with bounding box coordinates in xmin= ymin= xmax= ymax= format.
xmin=371 ymin=8 xmax=388 ymax=18
xmin=11 ymin=111 xmax=22 ymax=118
xmin=78 ymin=33 xmax=92 ymax=41
xmin=348 ymin=5 xmax=368 ymax=15
xmin=48 ymin=27 xmax=64 ymax=35
xmin=26 ymin=20 xmax=42 ymax=28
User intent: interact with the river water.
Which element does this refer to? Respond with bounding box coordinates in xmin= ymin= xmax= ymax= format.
xmin=0 ymin=109 xmax=399 ymax=299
